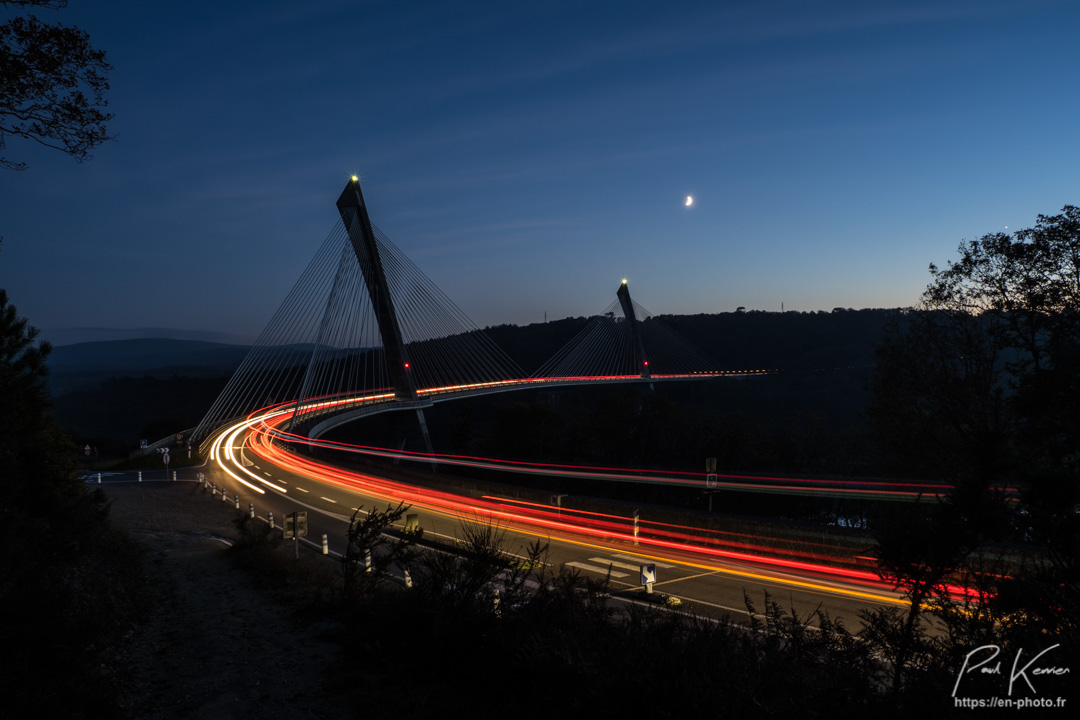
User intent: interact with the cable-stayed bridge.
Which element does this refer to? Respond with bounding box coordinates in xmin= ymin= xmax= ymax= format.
xmin=180 ymin=179 xmax=961 ymax=619
xmin=193 ymin=177 xmax=761 ymax=450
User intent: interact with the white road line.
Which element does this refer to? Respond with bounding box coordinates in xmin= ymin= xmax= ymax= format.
xmin=320 ymin=497 xmax=337 ymax=503
xmin=565 ymin=561 xmax=629 ymax=578
xmin=263 ymin=472 xmax=272 ymax=477
xmin=610 ymin=553 xmax=675 ymax=568
xmin=295 ymin=487 xmax=309 ymax=493
xmin=589 ymin=557 xmax=650 ymax=572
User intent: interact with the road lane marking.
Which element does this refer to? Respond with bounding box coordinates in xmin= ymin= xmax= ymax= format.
xmin=320 ymin=497 xmax=337 ymax=503
xmin=648 ymin=569 xmax=724 ymax=587
xmin=263 ymin=472 xmax=272 ymax=477
xmin=295 ymin=487 xmax=309 ymax=493
xmin=589 ymin=557 xmax=655 ymax=572
xmin=565 ymin=561 xmax=628 ymax=578
xmin=611 ymin=553 xmax=674 ymax=568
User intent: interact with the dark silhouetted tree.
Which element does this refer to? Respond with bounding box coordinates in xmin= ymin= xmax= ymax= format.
xmin=867 ymin=206 xmax=1080 ymax=697
xmin=0 ymin=288 xmax=148 ymax=716
xmin=0 ymin=0 xmax=112 ymax=170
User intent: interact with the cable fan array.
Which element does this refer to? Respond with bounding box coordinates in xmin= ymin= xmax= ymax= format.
xmin=534 ymin=296 xmax=716 ymax=379
xmin=194 ymin=219 xmax=523 ymax=445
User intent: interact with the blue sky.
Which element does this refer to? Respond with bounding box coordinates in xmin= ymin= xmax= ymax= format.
xmin=2 ymin=0 xmax=1079 ymax=345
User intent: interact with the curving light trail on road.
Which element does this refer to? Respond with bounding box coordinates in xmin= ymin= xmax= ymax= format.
xmin=206 ymin=400 xmax=922 ymax=608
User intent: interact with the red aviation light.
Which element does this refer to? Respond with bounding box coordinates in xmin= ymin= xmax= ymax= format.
xmin=404 ymin=362 xmax=410 ymax=369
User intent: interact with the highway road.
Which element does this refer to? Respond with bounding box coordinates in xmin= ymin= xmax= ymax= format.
xmin=182 ymin=408 xmax=909 ymax=627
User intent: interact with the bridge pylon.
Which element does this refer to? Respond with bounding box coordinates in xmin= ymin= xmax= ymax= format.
xmin=337 ymin=177 xmax=417 ymax=401
xmin=192 ymin=176 xmax=525 ymax=451
xmin=617 ymin=280 xmax=651 ymax=379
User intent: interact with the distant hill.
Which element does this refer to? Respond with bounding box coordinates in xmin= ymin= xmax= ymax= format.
xmin=42 ymin=326 xmax=251 ymax=346
xmin=485 ymin=308 xmax=905 ymax=375
xmin=47 ymin=338 xmax=251 ymax=395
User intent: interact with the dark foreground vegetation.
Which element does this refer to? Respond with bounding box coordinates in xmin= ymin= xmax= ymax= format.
xmin=0 ymin=290 xmax=151 ymax=717
xmin=226 ymin=497 xmax=1068 ymax=719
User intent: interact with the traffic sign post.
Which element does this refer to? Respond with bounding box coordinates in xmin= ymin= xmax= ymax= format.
xmin=283 ymin=511 xmax=308 ymax=559
xmin=705 ymin=457 xmax=719 ymax=510
xmin=640 ymin=563 xmax=657 ymax=594
xmin=157 ymin=447 xmax=171 ymax=479
xmin=705 ymin=457 xmax=718 ymax=488
xmin=551 ymin=494 xmax=568 ymax=516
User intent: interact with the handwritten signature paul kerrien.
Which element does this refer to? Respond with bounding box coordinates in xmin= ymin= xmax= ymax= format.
xmin=953 ymin=644 xmax=1071 ymax=697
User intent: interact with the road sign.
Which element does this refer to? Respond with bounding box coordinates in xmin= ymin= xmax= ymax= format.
xmin=706 ymin=473 xmax=718 ymax=488
xmin=640 ymin=563 xmax=657 ymax=585
xmin=163 ymin=451 xmax=170 ymax=466
xmin=706 ymin=457 xmax=717 ymax=473
xmin=283 ymin=511 xmax=308 ymax=539
xmin=284 ymin=511 xmax=308 ymax=559
xmin=84 ymin=444 xmax=91 ymax=456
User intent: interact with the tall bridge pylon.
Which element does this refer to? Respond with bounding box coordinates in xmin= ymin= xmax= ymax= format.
xmin=616 ymin=280 xmax=651 ymax=380
xmin=337 ymin=178 xmax=416 ymax=401
xmin=193 ymin=177 xmax=524 ymax=448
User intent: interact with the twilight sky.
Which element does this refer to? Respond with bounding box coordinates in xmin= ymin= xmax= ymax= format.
xmin=2 ymin=0 xmax=1079 ymax=346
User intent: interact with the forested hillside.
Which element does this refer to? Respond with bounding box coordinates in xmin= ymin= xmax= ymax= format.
xmin=51 ymin=309 xmax=903 ymax=460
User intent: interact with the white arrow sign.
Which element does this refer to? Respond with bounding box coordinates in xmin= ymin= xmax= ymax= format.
xmin=640 ymin=563 xmax=656 ymax=585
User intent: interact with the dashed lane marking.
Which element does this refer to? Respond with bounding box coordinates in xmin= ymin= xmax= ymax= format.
xmin=610 ymin=553 xmax=675 ymax=568
xmin=589 ymin=557 xmax=654 ymax=573
xmin=565 ymin=561 xmax=629 ymax=578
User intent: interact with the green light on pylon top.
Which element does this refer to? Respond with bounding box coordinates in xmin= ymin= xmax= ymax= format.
xmin=350 ymin=175 xmax=358 ymax=182
xmin=621 ymin=279 xmax=628 ymax=285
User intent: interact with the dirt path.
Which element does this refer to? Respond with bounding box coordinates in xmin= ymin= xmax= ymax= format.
xmin=104 ymin=482 xmax=353 ymax=720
